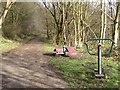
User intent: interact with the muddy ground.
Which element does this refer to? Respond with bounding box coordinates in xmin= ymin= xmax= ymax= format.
xmin=1 ymin=38 xmax=68 ymax=89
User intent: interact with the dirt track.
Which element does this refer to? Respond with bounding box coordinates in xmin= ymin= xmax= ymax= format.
xmin=1 ymin=38 xmax=68 ymax=89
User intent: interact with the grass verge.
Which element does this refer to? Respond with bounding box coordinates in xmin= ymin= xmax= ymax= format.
xmin=50 ymin=56 xmax=119 ymax=88
xmin=44 ymin=43 xmax=119 ymax=89
xmin=0 ymin=36 xmax=20 ymax=53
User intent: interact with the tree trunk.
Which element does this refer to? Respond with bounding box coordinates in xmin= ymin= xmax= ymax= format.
xmin=63 ymin=2 xmax=67 ymax=45
xmin=114 ymin=2 xmax=120 ymax=46
xmin=45 ymin=18 xmax=50 ymax=39
xmin=78 ymin=1 xmax=82 ymax=47
xmin=0 ymin=18 xmax=2 ymax=35
xmin=73 ymin=2 xmax=77 ymax=48
xmin=0 ymin=1 xmax=14 ymax=35
xmin=100 ymin=0 xmax=104 ymax=40
xmin=103 ymin=1 xmax=107 ymax=43
xmin=109 ymin=0 xmax=114 ymax=39
xmin=82 ymin=1 xmax=88 ymax=42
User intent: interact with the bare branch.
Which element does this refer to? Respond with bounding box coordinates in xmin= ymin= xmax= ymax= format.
xmin=83 ymin=20 xmax=98 ymax=38
xmin=100 ymin=8 xmax=114 ymax=21
xmin=42 ymin=2 xmax=55 ymax=18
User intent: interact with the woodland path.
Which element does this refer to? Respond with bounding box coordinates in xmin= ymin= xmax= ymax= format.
xmin=1 ymin=38 xmax=68 ymax=89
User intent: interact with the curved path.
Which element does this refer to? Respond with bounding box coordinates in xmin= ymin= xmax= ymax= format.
xmin=1 ymin=38 xmax=68 ymax=89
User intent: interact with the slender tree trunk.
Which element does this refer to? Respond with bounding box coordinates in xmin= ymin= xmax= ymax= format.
xmin=73 ymin=1 xmax=77 ymax=47
xmin=56 ymin=26 xmax=62 ymax=45
xmin=80 ymin=1 xmax=85 ymax=42
xmin=114 ymin=2 xmax=120 ymax=46
xmin=103 ymin=1 xmax=107 ymax=43
xmin=45 ymin=17 xmax=50 ymax=39
xmin=78 ymin=1 xmax=82 ymax=47
xmin=74 ymin=18 xmax=77 ymax=47
xmin=63 ymin=2 xmax=66 ymax=45
xmin=100 ymin=0 xmax=104 ymax=40
xmin=0 ymin=18 xmax=2 ymax=35
xmin=80 ymin=1 xmax=83 ymax=42
xmin=82 ymin=1 xmax=88 ymax=42
xmin=82 ymin=26 xmax=85 ymax=42
xmin=109 ymin=0 xmax=114 ymax=39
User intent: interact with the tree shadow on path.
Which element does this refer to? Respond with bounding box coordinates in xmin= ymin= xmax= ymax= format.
xmin=1 ymin=38 xmax=68 ymax=89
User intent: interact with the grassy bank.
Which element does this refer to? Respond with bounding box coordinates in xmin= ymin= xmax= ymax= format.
xmin=0 ymin=36 xmax=20 ymax=53
xmin=44 ymin=43 xmax=119 ymax=89
xmin=50 ymin=56 xmax=119 ymax=88
xmin=0 ymin=35 xmax=35 ymax=53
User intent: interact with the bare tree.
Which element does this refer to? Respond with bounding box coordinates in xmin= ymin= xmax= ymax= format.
xmin=0 ymin=0 xmax=15 ymax=34
xmin=43 ymin=2 xmax=73 ymax=45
